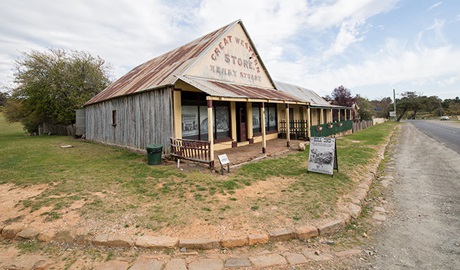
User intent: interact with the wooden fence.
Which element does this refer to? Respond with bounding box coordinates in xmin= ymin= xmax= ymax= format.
xmin=279 ymin=120 xmax=309 ymax=140
xmin=38 ymin=123 xmax=75 ymax=136
xmin=352 ymin=120 xmax=374 ymax=133
xmin=170 ymin=137 xmax=213 ymax=168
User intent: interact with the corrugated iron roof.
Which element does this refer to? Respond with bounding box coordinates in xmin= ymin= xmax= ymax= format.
xmin=274 ymin=81 xmax=327 ymax=105
xmin=274 ymin=81 xmax=348 ymax=109
xmin=85 ymin=21 xmax=239 ymax=105
xmin=178 ymin=76 xmax=307 ymax=103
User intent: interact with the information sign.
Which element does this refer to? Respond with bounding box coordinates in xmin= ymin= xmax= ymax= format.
xmin=218 ymin=154 xmax=229 ymax=165
xmin=218 ymin=154 xmax=230 ymax=174
xmin=307 ymin=137 xmax=338 ymax=175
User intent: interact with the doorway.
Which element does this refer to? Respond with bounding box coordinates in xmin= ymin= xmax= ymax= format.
xmin=236 ymin=102 xmax=247 ymax=142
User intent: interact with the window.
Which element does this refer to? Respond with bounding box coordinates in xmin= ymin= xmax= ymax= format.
xmin=181 ymin=92 xmax=230 ymax=141
xmin=252 ymin=103 xmax=277 ymax=133
xmin=181 ymin=92 xmax=206 ymax=140
xmin=252 ymin=104 xmax=261 ymax=134
xmin=112 ymin=110 xmax=116 ymax=126
xmin=265 ymin=103 xmax=277 ymax=132
xmin=214 ymin=102 xmax=230 ymax=140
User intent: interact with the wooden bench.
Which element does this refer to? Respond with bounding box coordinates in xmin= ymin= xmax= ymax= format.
xmin=170 ymin=138 xmax=213 ymax=168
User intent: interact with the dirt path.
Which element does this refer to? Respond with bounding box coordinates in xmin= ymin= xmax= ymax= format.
xmin=360 ymin=122 xmax=460 ymax=269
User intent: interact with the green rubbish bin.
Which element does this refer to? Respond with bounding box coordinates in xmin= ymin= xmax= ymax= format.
xmin=146 ymin=144 xmax=163 ymax=165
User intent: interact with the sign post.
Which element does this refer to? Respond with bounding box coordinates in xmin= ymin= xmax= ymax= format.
xmin=307 ymin=137 xmax=338 ymax=176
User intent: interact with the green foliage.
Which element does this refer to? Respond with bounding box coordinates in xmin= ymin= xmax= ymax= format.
xmin=330 ymin=85 xmax=355 ymax=107
xmin=3 ymin=49 xmax=111 ymax=133
xmin=443 ymin=97 xmax=460 ymax=115
xmin=356 ymin=95 xmax=373 ymax=121
xmin=395 ymin=92 xmax=445 ymax=120
xmin=0 ymin=92 xmax=8 ymax=107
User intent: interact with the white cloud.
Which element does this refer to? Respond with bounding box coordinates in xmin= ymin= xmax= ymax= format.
xmin=0 ymin=0 xmax=458 ymax=100
xmin=439 ymin=75 xmax=460 ymax=86
xmin=301 ymin=44 xmax=460 ymax=98
xmin=428 ymin=19 xmax=447 ymax=45
xmin=0 ymin=0 xmax=193 ymax=88
xmin=304 ymin=0 xmax=398 ymax=30
xmin=323 ymin=19 xmax=365 ymax=59
xmin=428 ymin=2 xmax=442 ymax=11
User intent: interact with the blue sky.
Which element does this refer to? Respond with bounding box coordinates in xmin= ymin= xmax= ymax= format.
xmin=1 ymin=0 xmax=459 ymax=100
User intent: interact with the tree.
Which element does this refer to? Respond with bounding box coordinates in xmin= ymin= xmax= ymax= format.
xmin=355 ymin=95 xmax=373 ymax=121
xmin=442 ymin=97 xmax=460 ymax=115
xmin=4 ymin=49 xmax=111 ymax=133
xmin=0 ymin=92 xmax=8 ymax=108
xmin=330 ymin=85 xmax=355 ymax=107
xmin=371 ymin=97 xmax=392 ymax=118
xmin=395 ymin=91 xmax=423 ymax=121
xmin=421 ymin=95 xmax=443 ymax=116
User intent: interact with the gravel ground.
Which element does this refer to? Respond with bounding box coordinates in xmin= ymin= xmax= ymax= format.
xmin=355 ymin=121 xmax=460 ymax=269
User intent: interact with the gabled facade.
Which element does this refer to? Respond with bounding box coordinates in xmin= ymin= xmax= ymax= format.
xmin=84 ymin=20 xmax=351 ymax=165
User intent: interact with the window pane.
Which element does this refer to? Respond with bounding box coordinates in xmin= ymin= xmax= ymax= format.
xmin=182 ymin=105 xmax=199 ymax=139
xmin=199 ymin=106 xmax=209 ymax=141
xmin=215 ymin=104 xmax=230 ymax=139
xmin=269 ymin=106 xmax=277 ymax=131
xmin=252 ymin=105 xmax=260 ymax=134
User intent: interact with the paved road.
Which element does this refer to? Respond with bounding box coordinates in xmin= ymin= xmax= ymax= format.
xmin=408 ymin=120 xmax=460 ymax=154
xmin=363 ymin=122 xmax=460 ymax=269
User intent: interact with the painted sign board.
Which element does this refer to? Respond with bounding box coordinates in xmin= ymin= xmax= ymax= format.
xmin=186 ymin=24 xmax=273 ymax=88
xmin=307 ymin=137 xmax=338 ymax=175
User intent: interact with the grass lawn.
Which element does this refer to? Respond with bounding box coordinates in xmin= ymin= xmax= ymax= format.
xmin=0 ymin=113 xmax=398 ymax=237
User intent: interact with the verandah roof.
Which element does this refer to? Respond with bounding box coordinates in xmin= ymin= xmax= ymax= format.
xmin=177 ymin=75 xmax=309 ymax=105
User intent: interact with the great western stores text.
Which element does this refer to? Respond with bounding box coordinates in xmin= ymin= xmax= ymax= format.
xmin=209 ymin=35 xmax=262 ymax=83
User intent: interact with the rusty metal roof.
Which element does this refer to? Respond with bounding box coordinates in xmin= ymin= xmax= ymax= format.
xmin=85 ymin=21 xmax=240 ymax=105
xmin=178 ymin=76 xmax=307 ymax=104
xmin=274 ymin=81 xmax=347 ymax=109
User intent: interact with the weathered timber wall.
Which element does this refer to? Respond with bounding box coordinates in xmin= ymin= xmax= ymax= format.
xmin=85 ymin=87 xmax=174 ymax=154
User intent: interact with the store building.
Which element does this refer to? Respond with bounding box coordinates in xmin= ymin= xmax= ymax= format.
xmin=83 ymin=20 xmax=351 ymax=167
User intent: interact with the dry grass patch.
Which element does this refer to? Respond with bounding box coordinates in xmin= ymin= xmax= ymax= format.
xmin=0 ymin=113 xmax=398 ymax=239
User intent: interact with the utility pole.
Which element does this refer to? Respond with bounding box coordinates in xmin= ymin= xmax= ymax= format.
xmin=393 ymin=89 xmax=397 ymax=121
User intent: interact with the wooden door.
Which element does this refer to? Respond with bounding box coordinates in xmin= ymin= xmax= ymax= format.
xmin=236 ymin=103 xmax=247 ymax=142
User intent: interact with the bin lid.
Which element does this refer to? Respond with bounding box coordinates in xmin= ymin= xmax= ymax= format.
xmin=147 ymin=143 xmax=162 ymax=149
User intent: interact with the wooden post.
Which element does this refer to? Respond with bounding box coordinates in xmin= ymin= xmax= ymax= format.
xmin=285 ymin=104 xmax=290 ymax=147
xmin=207 ymin=99 xmax=214 ymax=169
xmin=338 ymin=109 xmax=341 ymax=122
xmin=230 ymin=101 xmax=237 ymax=142
xmin=247 ymin=102 xmax=253 ymax=141
xmin=320 ymin=108 xmax=324 ymax=124
xmin=307 ymin=105 xmax=311 ymax=139
xmin=261 ymin=102 xmax=266 ymax=153
xmin=173 ymin=90 xmax=182 ymax=139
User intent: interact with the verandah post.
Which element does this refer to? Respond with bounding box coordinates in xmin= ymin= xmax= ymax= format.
xmin=261 ymin=102 xmax=266 ymax=153
xmin=285 ymin=104 xmax=290 ymax=147
xmin=207 ymin=99 xmax=214 ymax=169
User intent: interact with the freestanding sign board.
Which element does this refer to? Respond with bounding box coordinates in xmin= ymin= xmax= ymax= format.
xmin=307 ymin=137 xmax=338 ymax=175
